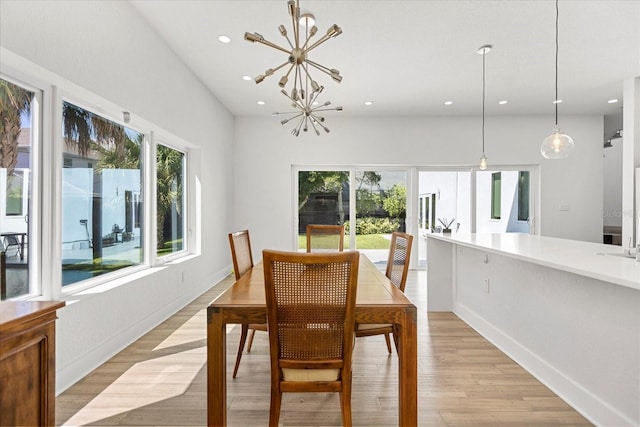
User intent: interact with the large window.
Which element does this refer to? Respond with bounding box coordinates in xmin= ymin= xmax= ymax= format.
xmin=2 ymin=69 xmax=192 ymax=300
xmin=156 ymin=143 xmax=185 ymax=257
xmin=1 ymin=77 xmax=35 ymax=300
xmin=61 ymin=101 xmax=143 ymax=286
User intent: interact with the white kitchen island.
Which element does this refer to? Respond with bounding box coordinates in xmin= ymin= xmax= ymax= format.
xmin=426 ymin=233 xmax=639 ymax=427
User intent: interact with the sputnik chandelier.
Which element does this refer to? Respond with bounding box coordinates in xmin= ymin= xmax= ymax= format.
xmin=244 ymin=0 xmax=343 ymax=136
xmin=273 ymin=86 xmax=343 ymax=136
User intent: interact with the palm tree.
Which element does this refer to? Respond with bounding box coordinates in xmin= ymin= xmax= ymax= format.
xmin=62 ymin=102 xmax=92 ymax=158
xmin=0 ymin=79 xmax=32 ymax=171
xmin=62 ymin=102 xmax=140 ymax=261
xmin=156 ymin=145 xmax=183 ymax=250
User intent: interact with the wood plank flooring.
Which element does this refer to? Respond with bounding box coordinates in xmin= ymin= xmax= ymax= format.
xmin=56 ymin=270 xmax=592 ymax=426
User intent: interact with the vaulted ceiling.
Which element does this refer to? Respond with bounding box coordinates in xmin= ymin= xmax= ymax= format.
xmin=131 ymin=0 xmax=639 ymax=121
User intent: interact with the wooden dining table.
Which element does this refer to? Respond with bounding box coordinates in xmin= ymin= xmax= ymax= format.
xmin=207 ymin=252 xmax=418 ymax=426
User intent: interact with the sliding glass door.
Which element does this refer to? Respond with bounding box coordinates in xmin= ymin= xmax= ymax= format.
xmin=296 ymin=168 xmax=409 ymax=268
xmin=297 ymin=170 xmax=350 ymax=251
xmin=354 ymin=169 xmax=408 ymax=264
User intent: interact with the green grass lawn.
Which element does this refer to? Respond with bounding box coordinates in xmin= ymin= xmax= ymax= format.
xmin=298 ymin=233 xmax=391 ymax=250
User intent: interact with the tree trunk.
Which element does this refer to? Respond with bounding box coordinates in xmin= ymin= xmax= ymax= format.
xmin=0 ymin=110 xmax=21 ymax=170
xmin=156 ymin=210 xmax=165 ymax=250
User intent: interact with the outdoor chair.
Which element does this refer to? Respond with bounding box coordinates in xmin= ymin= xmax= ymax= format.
xmin=2 ymin=234 xmax=22 ymax=259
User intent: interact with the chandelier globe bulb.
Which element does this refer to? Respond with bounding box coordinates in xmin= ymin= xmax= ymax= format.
xmin=541 ymin=126 xmax=574 ymax=159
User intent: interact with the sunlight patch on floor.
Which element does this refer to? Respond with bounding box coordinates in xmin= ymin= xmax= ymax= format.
xmin=60 ymin=346 xmax=206 ymax=426
xmin=60 ymin=309 xmax=238 ymax=426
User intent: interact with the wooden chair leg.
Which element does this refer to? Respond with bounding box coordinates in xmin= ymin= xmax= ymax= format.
xmin=269 ymin=390 xmax=282 ymax=427
xmin=392 ymin=329 xmax=399 ymax=354
xmin=232 ymin=324 xmax=249 ymax=379
xmin=383 ymin=332 xmax=392 ymax=354
xmin=247 ymin=329 xmax=257 ymax=352
xmin=340 ymin=372 xmax=353 ymax=426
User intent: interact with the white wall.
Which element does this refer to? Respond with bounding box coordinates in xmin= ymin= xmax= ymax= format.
xmin=1 ymin=0 xmax=235 ymax=392
xmin=604 ymin=137 xmax=623 ymax=228
xmin=418 ymin=171 xmax=463 ymax=230
xmin=235 ymin=115 xmax=604 ymax=260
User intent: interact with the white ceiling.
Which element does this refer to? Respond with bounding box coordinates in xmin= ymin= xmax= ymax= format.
xmin=130 ymin=0 xmax=639 ymax=119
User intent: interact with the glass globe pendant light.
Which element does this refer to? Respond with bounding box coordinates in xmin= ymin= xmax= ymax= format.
xmin=541 ymin=0 xmax=574 ymax=159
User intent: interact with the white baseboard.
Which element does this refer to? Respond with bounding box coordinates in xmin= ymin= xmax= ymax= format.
xmin=56 ymin=266 xmax=230 ymax=394
xmin=454 ymin=302 xmax=635 ymax=427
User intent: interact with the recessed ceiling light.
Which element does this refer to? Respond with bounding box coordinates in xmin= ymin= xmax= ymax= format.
xmin=242 ymin=75 xmax=252 ymax=81
xmin=498 ymin=100 xmax=508 ymax=105
xmin=364 ymin=101 xmax=373 ymax=106
xmin=257 ymin=101 xmax=265 ymax=105
xmin=218 ymin=35 xmax=231 ymax=43
xmin=608 ymin=99 xmax=619 ymax=104
xmin=444 ymin=101 xmax=453 ymax=106
xmin=553 ymin=99 xmax=563 ymax=104
xmin=312 ymin=101 xmax=319 ymax=106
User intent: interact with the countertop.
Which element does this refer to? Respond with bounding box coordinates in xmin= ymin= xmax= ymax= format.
xmin=427 ymin=232 xmax=640 ymax=291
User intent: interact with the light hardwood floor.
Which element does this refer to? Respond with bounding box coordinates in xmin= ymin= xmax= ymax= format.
xmin=56 ymin=270 xmax=592 ymax=426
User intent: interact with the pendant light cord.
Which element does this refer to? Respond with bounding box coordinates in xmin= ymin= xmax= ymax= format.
xmin=482 ymin=48 xmax=486 ymax=155
xmin=554 ymin=0 xmax=559 ymax=126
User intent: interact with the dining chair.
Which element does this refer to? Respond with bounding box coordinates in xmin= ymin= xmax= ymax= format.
xmin=262 ymin=249 xmax=359 ymax=426
xmin=228 ymin=230 xmax=267 ymax=379
xmin=306 ymin=224 xmax=345 ymax=252
xmin=356 ymin=231 xmax=413 ymax=354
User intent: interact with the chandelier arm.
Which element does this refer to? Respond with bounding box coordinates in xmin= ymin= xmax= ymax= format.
xmin=304 ymin=65 xmax=310 ymax=102
xmin=302 ymin=32 xmax=315 ymax=51
xmin=311 ymin=114 xmax=330 ymax=133
xmin=313 ymin=108 xmax=341 ymax=112
xmin=274 ymin=110 xmax=303 ymax=115
xmin=292 ymin=65 xmax=300 ymax=97
xmin=282 ymin=32 xmax=294 ymax=50
xmin=301 ymin=63 xmax=316 ymax=88
xmin=305 ymin=60 xmax=336 ymax=78
xmin=304 ymin=34 xmax=333 ymax=53
xmin=309 ymin=116 xmax=321 ymax=135
xmin=309 ymin=86 xmax=324 ymax=105
xmin=254 ymin=38 xmax=291 ymax=55
xmin=291 ymin=3 xmax=300 ymax=49
xmin=296 ymin=65 xmax=305 ymax=99
xmin=280 ymin=89 xmax=295 ymax=103
xmin=282 ymin=64 xmax=295 ymax=87
xmin=281 ymin=112 xmax=304 ymax=124
xmin=266 ymin=61 xmax=291 ymax=77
